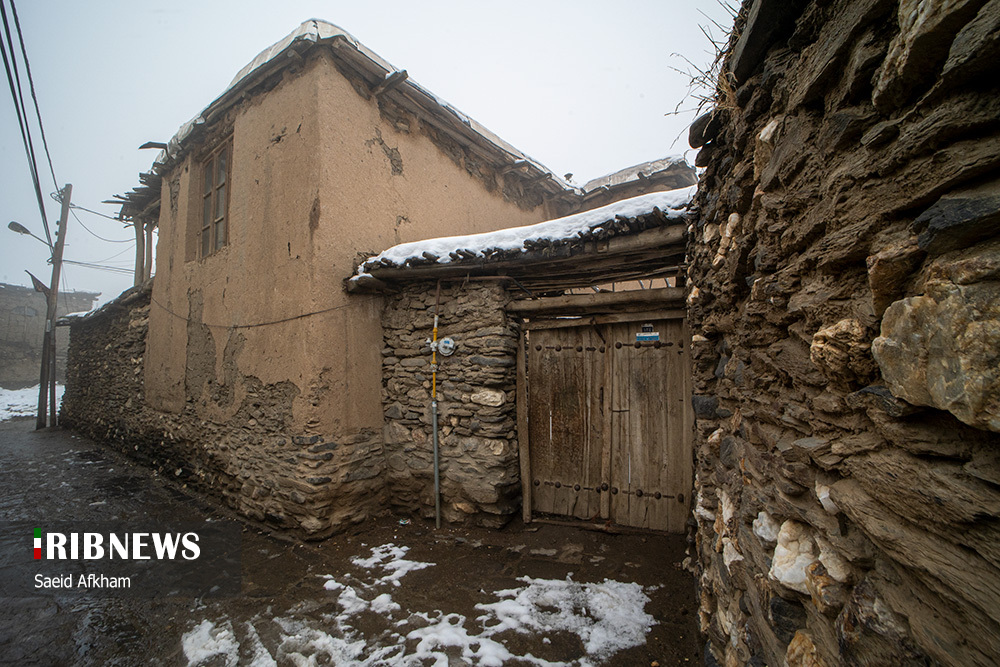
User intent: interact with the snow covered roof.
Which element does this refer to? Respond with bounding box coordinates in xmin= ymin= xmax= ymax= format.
xmin=582 ymin=156 xmax=694 ymax=193
xmin=150 ymin=20 xmax=575 ymax=195
xmin=350 ymin=185 xmax=695 ymax=290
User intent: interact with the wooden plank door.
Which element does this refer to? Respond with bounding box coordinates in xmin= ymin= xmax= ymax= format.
xmin=524 ymin=326 xmax=605 ymax=521
xmin=606 ymin=319 xmax=692 ymax=532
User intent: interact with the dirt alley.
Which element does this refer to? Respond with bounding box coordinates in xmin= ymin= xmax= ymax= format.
xmin=0 ymin=418 xmax=701 ymax=666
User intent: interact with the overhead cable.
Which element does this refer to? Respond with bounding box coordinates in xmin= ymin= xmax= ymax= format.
xmin=10 ymin=0 xmax=57 ymax=189
xmin=0 ymin=0 xmax=51 ymax=246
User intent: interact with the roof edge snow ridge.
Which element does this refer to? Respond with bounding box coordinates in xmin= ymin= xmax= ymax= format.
xmin=352 ymin=185 xmax=697 ymax=281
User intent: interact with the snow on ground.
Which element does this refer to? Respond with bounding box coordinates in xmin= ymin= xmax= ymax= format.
xmin=351 ymin=543 xmax=434 ymax=586
xmin=182 ymin=543 xmax=656 ymax=667
xmin=182 ymin=619 xmax=240 ymax=667
xmin=354 ymin=186 xmax=696 ymax=278
xmin=0 ymin=384 xmax=64 ymax=421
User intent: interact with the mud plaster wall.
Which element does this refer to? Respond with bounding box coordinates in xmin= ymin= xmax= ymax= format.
xmin=62 ymin=282 xmax=385 ymax=538
xmin=72 ymin=48 xmax=558 ymax=538
xmin=146 ymin=49 xmax=557 ymax=440
xmin=381 ymin=282 xmax=521 ymax=527
xmin=689 ymin=1 xmax=1000 ymax=665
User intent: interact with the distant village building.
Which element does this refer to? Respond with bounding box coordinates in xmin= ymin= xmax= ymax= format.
xmin=62 ymin=20 xmax=696 ymax=537
xmin=0 ymin=282 xmax=98 ymax=389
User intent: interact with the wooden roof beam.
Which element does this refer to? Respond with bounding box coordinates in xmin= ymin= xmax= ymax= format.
xmin=507 ymin=286 xmax=685 ymax=314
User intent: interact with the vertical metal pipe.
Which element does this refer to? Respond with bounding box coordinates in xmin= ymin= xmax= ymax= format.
xmin=432 ymin=399 xmax=440 ymax=529
xmin=432 ymin=281 xmax=442 ymax=529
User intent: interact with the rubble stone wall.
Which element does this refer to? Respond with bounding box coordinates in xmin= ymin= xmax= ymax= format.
xmin=689 ymin=0 xmax=1000 ymax=665
xmin=61 ymin=282 xmax=386 ymax=539
xmin=381 ymin=282 xmax=521 ymax=527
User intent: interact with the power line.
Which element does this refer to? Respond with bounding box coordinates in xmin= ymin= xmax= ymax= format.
xmin=70 ymin=203 xmax=123 ymax=222
xmin=151 ymin=296 xmax=354 ymax=330
xmin=70 ymin=208 xmax=133 ymax=243
xmin=9 ymin=0 xmax=57 ymax=190
xmin=81 ymin=243 xmax=137 ymax=265
xmin=0 ymin=0 xmax=51 ymax=246
xmin=61 ymin=259 xmax=134 ymax=275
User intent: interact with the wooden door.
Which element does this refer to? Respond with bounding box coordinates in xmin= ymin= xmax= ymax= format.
xmin=524 ymin=326 xmax=605 ymax=521
xmin=520 ymin=316 xmax=692 ymax=533
xmin=606 ymin=319 xmax=692 ymax=532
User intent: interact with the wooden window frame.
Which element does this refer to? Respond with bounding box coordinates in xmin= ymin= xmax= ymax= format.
xmin=199 ymin=139 xmax=232 ymax=259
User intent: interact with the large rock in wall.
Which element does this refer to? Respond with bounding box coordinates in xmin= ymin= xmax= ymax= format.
xmin=689 ymin=0 xmax=1000 ymax=665
xmin=381 ymin=282 xmax=521 ymax=527
xmin=62 ymin=282 xmax=385 ymax=539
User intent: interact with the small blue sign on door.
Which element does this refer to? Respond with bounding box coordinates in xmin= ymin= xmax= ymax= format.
xmin=637 ymin=323 xmax=659 ymax=342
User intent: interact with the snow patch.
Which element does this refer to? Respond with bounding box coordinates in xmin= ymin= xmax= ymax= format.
xmin=351 ymin=543 xmax=434 ymax=586
xmin=273 ymin=616 xmax=370 ymax=666
xmin=182 ymin=619 xmax=240 ymax=667
xmin=476 ymin=575 xmax=655 ymax=663
xmin=0 ymin=384 xmax=64 ymax=421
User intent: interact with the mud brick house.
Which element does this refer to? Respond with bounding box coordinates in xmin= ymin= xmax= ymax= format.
xmin=0 ymin=282 xmax=98 ymax=388
xmin=60 ymin=3 xmax=1000 ymax=664
xmin=62 ymin=20 xmax=696 ymax=537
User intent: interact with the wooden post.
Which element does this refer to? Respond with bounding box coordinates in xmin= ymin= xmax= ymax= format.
xmin=36 ymin=183 xmax=71 ymax=429
xmin=133 ymin=217 xmax=145 ymax=286
xmin=516 ymin=324 xmax=532 ymax=523
xmin=144 ymin=220 xmax=153 ymax=280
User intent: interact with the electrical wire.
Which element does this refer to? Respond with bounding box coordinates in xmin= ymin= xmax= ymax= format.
xmin=10 ymin=0 xmax=57 ymax=190
xmin=70 ymin=208 xmax=134 ymax=243
xmin=70 ymin=203 xmax=123 ymax=222
xmin=81 ymin=243 xmax=136 ymax=265
xmin=151 ymin=296 xmax=354 ymax=330
xmin=61 ymin=259 xmax=134 ymax=275
xmin=0 ymin=0 xmax=51 ymax=246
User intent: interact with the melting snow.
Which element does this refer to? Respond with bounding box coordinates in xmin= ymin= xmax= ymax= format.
xmin=351 ymin=543 xmax=434 ymax=586
xmin=477 ymin=576 xmax=655 ymax=663
xmin=354 ymin=186 xmax=695 ymax=277
xmin=186 ymin=544 xmax=655 ymax=666
xmin=0 ymin=384 xmax=64 ymax=421
xmin=182 ymin=619 xmax=240 ymax=667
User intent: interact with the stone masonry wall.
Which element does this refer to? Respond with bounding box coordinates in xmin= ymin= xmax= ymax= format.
xmin=62 ymin=282 xmax=385 ymax=539
xmin=688 ymin=1 xmax=1000 ymax=665
xmin=381 ymin=282 xmax=521 ymax=527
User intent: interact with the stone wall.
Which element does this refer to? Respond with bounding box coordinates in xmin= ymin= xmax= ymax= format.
xmin=688 ymin=1 xmax=1000 ymax=665
xmin=381 ymin=282 xmax=521 ymax=527
xmin=61 ymin=282 xmax=386 ymax=539
xmin=62 ymin=279 xmax=522 ymax=536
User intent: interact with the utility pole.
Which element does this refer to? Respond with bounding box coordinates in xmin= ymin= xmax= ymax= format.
xmin=36 ymin=183 xmax=71 ymax=429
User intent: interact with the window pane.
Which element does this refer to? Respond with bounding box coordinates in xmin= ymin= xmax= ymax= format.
xmin=201 ymin=227 xmax=211 ymax=257
xmin=203 ymin=159 xmax=213 ymax=195
xmin=203 ymin=195 xmax=212 ymax=227
xmin=215 ymin=219 xmax=226 ymax=250
xmin=216 ymin=148 xmax=227 ymax=185
xmin=216 ymin=183 xmax=226 ymax=220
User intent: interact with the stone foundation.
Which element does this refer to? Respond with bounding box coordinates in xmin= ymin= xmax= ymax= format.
xmin=381 ymin=282 xmax=521 ymax=526
xmin=62 ymin=280 xmax=524 ymax=536
xmin=61 ymin=282 xmax=386 ymax=539
xmin=689 ymin=1 xmax=1000 ymax=665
